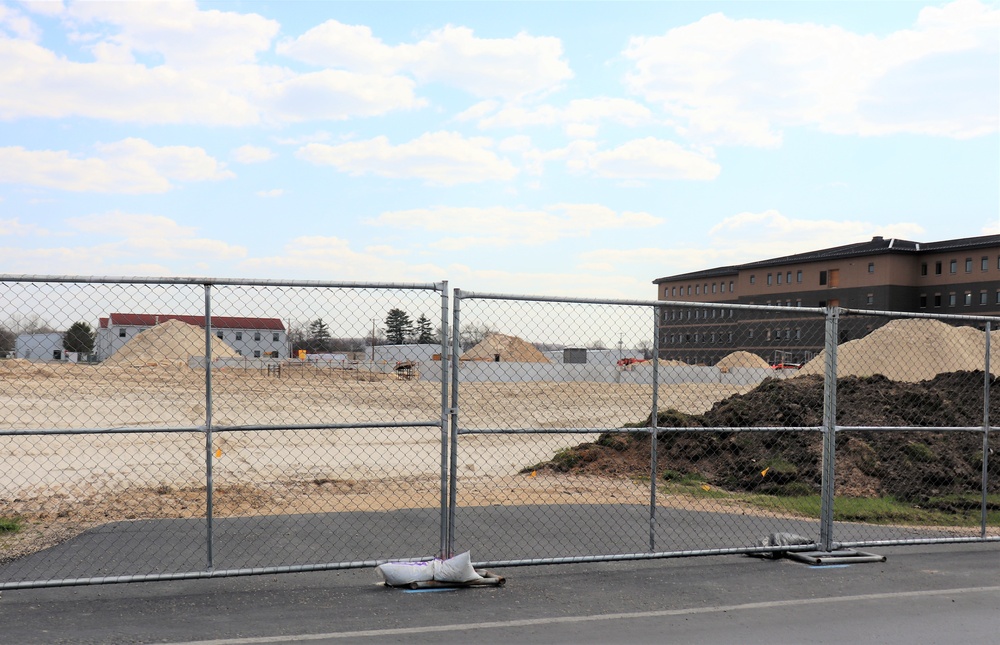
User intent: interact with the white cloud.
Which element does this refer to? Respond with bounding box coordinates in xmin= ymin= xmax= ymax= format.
xmin=470 ymin=98 xmax=654 ymax=136
xmin=370 ymin=203 xmax=662 ymax=249
xmin=1 ymin=5 xmax=422 ymax=125
xmin=62 ymin=1 xmax=280 ymax=69
xmin=278 ymin=21 xmax=573 ymax=100
xmin=256 ymin=188 xmax=284 ymax=198
xmin=263 ymin=69 xmax=425 ymax=121
xmin=233 ymin=145 xmax=275 ymax=163
xmin=624 ymin=0 xmax=999 ymax=144
xmin=0 ymin=4 xmax=41 ymax=41
xmin=0 ymin=138 xmax=234 ymax=193
xmin=0 ymin=212 xmax=247 ymax=275
xmin=0 ymin=217 xmax=47 ymax=236
xmin=241 ymin=236 xmax=444 ymax=283
xmin=296 ymin=131 xmax=518 ymax=185
xmin=580 ymin=210 xmax=927 ymax=282
xmin=561 ymin=138 xmax=721 ymax=181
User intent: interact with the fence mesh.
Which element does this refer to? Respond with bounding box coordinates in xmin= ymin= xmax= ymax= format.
xmin=1 ymin=279 xmax=447 ymax=586
xmin=2 ymin=280 xmax=997 ymax=588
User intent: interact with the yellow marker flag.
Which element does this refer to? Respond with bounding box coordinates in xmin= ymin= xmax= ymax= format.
xmin=761 ymin=467 xmax=769 ymax=477
xmin=701 ymin=484 xmax=711 ymax=491
xmin=529 ymin=470 xmax=537 ymax=478
xmin=215 ymin=448 xmax=222 ymax=458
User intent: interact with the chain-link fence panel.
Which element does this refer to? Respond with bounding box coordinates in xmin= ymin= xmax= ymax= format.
xmin=450 ymin=294 xmax=832 ymax=563
xmin=829 ymin=311 xmax=999 ymax=546
xmin=0 ymin=277 xmax=450 ymax=589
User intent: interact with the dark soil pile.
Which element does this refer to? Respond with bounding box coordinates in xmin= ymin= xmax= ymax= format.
xmin=537 ymin=372 xmax=999 ymax=503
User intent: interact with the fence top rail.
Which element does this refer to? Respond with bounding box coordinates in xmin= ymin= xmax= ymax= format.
xmin=0 ymin=274 xmax=447 ymax=292
xmin=838 ymin=306 xmax=1000 ymax=324
xmin=455 ymin=289 xmax=827 ymax=313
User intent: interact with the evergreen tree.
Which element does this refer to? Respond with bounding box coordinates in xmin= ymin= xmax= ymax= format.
xmin=307 ymin=318 xmax=334 ymax=353
xmin=414 ymin=315 xmax=435 ymax=344
xmin=63 ymin=321 xmax=96 ymax=355
xmin=384 ymin=309 xmax=413 ymax=345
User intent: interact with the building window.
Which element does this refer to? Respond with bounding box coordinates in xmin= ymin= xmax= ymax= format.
xmin=921 ymin=263 xmax=928 ymax=276
xmin=866 ymin=294 xmax=874 ymax=305
xmin=949 ymin=293 xmax=956 ymax=306
xmin=748 ymin=329 xmax=754 ymax=339
xmin=794 ymin=328 xmax=801 ymax=340
xmin=935 ymin=261 xmax=942 ymax=275
xmin=964 ymin=292 xmax=972 ymax=306
xmin=253 ymin=350 xmax=261 ymax=358
xmin=919 ymin=294 xmax=927 ymax=308
xmin=720 ymin=282 xmax=725 ymax=293
xmin=671 ymin=287 xmax=676 ymax=296
xmin=982 ymin=257 xmax=989 ymax=271
xmin=787 ymin=272 xmax=792 ymax=283
xmin=868 ymin=262 xmax=875 ymax=273
xmin=216 ymin=330 xmax=223 ymax=339
xmin=687 ymin=286 xmax=692 ymax=295
xmin=776 ymin=273 xmax=783 ymax=285
xmin=235 ymin=332 xmax=243 ymax=340
xmin=712 ymin=283 xmax=717 ymax=293
xmin=750 ymin=275 xmax=756 ymax=285
xmin=695 ymin=285 xmax=700 ymax=295
xmin=784 ymin=328 xmax=790 ymax=340
xmin=950 ymin=260 xmax=957 ymax=273
xmin=965 ymin=258 xmax=972 ymax=272
xmin=254 ymin=332 xmax=261 ymax=341
xmin=934 ymin=294 xmax=941 ymax=307
xmin=996 ymin=291 xmax=1000 ymax=304
xmin=730 ymin=281 xmax=734 ymax=291
xmin=767 ymin=273 xmax=773 ymax=285
xmin=765 ymin=330 xmax=771 ymax=341
xmin=796 ymin=271 xmax=802 ymax=283
xmin=786 ymin=300 xmax=792 ymax=307
xmin=796 ymin=299 xmax=802 ymax=307
xmin=819 ymin=271 xmax=827 ymax=286
xmin=703 ymin=283 xmax=708 ymax=294
xmin=273 ymin=332 xmax=279 ymax=341
xmin=980 ymin=291 xmax=988 ymax=305
xmin=119 ymin=328 xmax=126 ymax=338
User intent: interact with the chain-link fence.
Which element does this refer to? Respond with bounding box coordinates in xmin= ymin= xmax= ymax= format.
xmin=1 ymin=277 xmax=450 ymax=588
xmin=1 ymin=278 xmax=997 ymax=589
xmin=449 ymin=292 xmax=998 ymax=566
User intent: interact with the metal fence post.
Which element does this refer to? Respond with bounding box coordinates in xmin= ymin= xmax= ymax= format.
xmin=982 ymin=322 xmax=992 ymax=538
xmin=819 ymin=306 xmax=840 ymax=552
xmin=649 ymin=305 xmax=661 ymax=552
xmin=203 ymin=283 xmax=215 ymax=571
xmin=438 ymin=281 xmax=450 ymax=558
xmin=447 ymin=288 xmax=462 ymax=558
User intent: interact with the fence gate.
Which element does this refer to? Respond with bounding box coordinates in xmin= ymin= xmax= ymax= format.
xmin=448 ymin=291 xmax=840 ymax=565
xmin=0 ymin=276 xmax=450 ymax=589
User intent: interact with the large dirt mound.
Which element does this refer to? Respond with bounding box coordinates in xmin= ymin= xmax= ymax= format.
xmin=540 ymin=372 xmax=999 ymax=501
xmin=103 ymin=319 xmax=239 ymax=367
xmin=799 ymin=318 xmax=1000 ymax=382
xmin=717 ymin=351 xmax=769 ymax=369
xmin=461 ymin=333 xmax=550 ymax=363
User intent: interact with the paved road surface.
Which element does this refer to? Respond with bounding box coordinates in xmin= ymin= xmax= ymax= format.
xmin=1 ymin=543 xmax=996 ymax=644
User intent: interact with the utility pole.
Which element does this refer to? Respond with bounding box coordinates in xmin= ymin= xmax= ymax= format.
xmin=371 ymin=319 xmax=376 ymax=362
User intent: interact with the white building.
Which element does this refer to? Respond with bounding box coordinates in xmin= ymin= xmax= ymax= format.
xmin=97 ymin=313 xmax=287 ymax=362
xmin=15 ymin=332 xmax=65 ymax=361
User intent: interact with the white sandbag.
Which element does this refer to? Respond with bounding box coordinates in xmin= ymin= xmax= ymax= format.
xmin=432 ymin=551 xmax=482 ymax=583
xmin=375 ymin=561 xmax=435 ymax=586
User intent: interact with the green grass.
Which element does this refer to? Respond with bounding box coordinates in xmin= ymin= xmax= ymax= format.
xmin=660 ymin=485 xmax=1000 ymax=528
xmin=0 ymin=516 xmax=22 ymax=533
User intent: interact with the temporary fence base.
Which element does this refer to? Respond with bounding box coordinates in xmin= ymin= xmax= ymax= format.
xmin=784 ymin=549 xmax=887 ymax=566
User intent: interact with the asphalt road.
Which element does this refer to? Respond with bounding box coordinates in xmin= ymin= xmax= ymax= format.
xmin=2 ymin=542 xmax=997 ymax=644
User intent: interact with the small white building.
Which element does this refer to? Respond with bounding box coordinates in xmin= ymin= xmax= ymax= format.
xmin=15 ymin=332 xmax=65 ymax=361
xmin=97 ymin=313 xmax=287 ymax=362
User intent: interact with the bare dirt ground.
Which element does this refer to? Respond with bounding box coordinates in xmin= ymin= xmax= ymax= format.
xmin=0 ymin=361 xmax=757 ymax=562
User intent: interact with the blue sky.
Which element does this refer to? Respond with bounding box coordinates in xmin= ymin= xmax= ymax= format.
xmin=1 ymin=0 xmax=997 ymax=300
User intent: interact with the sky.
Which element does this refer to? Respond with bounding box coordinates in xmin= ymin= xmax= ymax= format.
xmin=1 ymin=0 xmax=998 ymax=301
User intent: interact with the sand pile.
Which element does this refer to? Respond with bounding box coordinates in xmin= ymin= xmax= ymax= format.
xmin=798 ymin=318 xmax=1000 ymax=382
xmin=461 ymin=333 xmax=550 ymax=363
xmin=716 ymin=351 xmax=769 ymax=369
xmin=103 ymin=319 xmax=239 ymax=367
xmin=0 ymin=358 xmax=55 ymax=377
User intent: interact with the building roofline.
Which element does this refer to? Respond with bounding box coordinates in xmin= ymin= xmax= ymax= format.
xmin=652 ymin=234 xmax=1000 ymax=284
